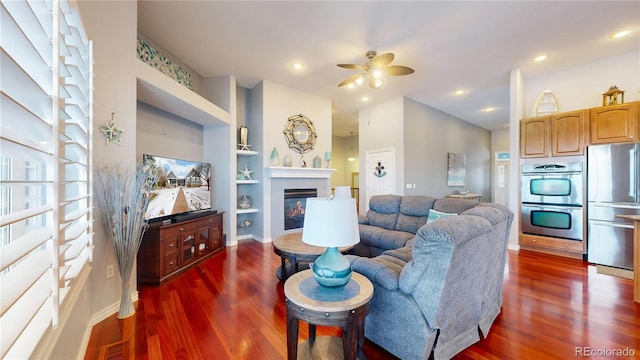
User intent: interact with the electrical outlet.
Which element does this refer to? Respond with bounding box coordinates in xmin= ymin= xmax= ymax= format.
xmin=106 ymin=264 xmax=115 ymax=279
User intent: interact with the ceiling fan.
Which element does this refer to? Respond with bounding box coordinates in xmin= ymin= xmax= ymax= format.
xmin=337 ymin=50 xmax=415 ymax=89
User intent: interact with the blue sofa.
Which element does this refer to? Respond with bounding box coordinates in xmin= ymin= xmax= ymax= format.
xmin=355 ymin=195 xmax=480 ymax=257
xmin=349 ymin=195 xmax=513 ymax=359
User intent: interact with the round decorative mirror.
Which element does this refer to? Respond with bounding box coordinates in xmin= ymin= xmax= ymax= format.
xmin=283 ymin=114 xmax=317 ymax=154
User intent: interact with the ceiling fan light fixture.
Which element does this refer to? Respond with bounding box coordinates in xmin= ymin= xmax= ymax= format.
xmin=347 ymin=83 xmax=356 ymax=89
xmin=337 ymin=50 xmax=414 ymax=90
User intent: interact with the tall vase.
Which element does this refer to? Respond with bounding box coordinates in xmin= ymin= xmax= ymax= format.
xmin=118 ymin=280 xmax=135 ymax=319
xmin=270 ymin=147 xmax=280 ymax=166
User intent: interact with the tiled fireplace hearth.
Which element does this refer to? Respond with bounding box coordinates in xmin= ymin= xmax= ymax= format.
xmin=266 ymin=167 xmax=335 ymax=242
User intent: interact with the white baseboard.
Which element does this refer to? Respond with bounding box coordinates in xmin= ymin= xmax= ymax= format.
xmin=89 ymin=291 xmax=139 ymax=326
xmin=507 ymin=243 xmax=521 ymax=251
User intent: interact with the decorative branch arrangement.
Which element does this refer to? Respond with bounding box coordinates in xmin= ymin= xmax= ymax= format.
xmin=94 ymin=162 xmax=158 ymax=318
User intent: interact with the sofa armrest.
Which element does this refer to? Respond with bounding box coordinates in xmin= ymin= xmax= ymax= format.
xmin=347 ymin=254 xmax=405 ymax=291
xmin=358 ymin=214 xmax=368 ymax=224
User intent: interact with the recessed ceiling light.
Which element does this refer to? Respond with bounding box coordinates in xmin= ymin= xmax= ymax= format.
xmin=533 ymin=55 xmax=548 ymax=62
xmin=483 ymin=107 xmax=496 ymax=112
xmin=454 ymin=89 xmax=465 ymax=95
xmin=362 ymin=96 xmax=369 ymax=102
xmin=610 ymin=30 xmax=631 ymax=39
xmin=291 ymin=63 xmax=303 ymax=70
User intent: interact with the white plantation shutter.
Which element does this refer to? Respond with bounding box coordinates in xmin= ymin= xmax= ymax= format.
xmin=0 ymin=0 xmax=93 ymax=358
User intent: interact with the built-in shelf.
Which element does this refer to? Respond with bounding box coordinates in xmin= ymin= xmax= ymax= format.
xmin=135 ymin=59 xmax=231 ymax=126
xmin=237 ymin=208 xmax=259 ymax=214
xmin=237 ymin=180 xmax=258 ymax=184
xmin=266 ymin=167 xmax=336 ymax=179
xmin=237 ymin=150 xmax=259 ymax=156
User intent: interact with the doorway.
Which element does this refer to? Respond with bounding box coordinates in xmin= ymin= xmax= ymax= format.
xmin=365 ymin=148 xmax=395 ymax=210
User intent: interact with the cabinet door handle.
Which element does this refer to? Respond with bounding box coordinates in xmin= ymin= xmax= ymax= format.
xmin=169 ymin=261 xmax=174 ymax=266
xmin=169 ymin=243 xmax=175 ymax=248
xmin=180 ymin=228 xmax=184 ymax=231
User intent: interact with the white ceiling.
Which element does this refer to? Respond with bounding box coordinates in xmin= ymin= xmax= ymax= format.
xmin=137 ymin=1 xmax=639 ymax=137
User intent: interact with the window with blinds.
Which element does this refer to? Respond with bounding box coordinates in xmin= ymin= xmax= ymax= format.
xmin=1 ymin=0 xmax=93 ymax=358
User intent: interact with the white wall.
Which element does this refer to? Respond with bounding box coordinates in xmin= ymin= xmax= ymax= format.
xmin=358 ymin=97 xmax=405 ymax=210
xmin=523 ymin=51 xmax=640 ymax=116
xmin=136 ymin=102 xmax=204 ymax=161
xmin=78 ymin=0 xmax=137 ymax=324
xmin=358 ymin=96 xmax=492 ymax=211
xmin=403 ymin=97 xmax=492 ymax=200
xmin=254 ymin=81 xmax=332 ymax=242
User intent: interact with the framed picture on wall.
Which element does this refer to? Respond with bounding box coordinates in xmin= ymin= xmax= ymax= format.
xmin=447 ymin=153 xmax=465 ymax=186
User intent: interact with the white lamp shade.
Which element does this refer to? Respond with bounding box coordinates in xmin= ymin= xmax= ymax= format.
xmin=302 ymin=197 xmax=360 ymax=247
xmin=334 ymin=186 xmax=351 ymax=199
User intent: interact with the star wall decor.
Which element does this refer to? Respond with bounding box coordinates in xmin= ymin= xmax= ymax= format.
xmin=239 ymin=165 xmax=254 ymax=180
xmin=100 ymin=117 xmax=124 ymax=146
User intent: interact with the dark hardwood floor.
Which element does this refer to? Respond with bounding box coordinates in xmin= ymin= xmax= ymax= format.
xmin=85 ymin=240 xmax=640 ymax=360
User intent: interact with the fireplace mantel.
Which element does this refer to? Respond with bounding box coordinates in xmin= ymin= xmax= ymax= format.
xmin=266 ymin=167 xmax=336 ymax=179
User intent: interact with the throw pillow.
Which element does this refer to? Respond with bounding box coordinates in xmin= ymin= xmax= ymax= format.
xmin=427 ymin=209 xmax=458 ymax=223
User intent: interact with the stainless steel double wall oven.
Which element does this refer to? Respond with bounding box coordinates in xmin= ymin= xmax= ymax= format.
xmin=521 ymin=162 xmax=584 ymax=241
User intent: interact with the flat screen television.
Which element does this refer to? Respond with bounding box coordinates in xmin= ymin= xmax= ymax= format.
xmin=142 ymin=154 xmax=212 ymax=222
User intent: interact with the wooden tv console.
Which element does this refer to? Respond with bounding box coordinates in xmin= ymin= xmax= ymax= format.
xmin=137 ymin=212 xmax=224 ymax=286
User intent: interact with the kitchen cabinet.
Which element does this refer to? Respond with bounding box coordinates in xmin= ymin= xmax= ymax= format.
xmin=550 ymin=110 xmax=587 ymax=156
xmin=137 ymin=212 xmax=224 ymax=286
xmin=590 ymin=102 xmax=638 ymax=144
xmin=520 ymin=110 xmax=588 ymax=158
xmin=520 ymin=116 xmax=549 ymax=158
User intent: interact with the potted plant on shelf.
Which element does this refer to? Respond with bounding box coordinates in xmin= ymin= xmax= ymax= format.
xmin=94 ymin=162 xmax=158 ymax=318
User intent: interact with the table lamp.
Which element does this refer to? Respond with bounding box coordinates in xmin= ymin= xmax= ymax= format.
xmin=302 ymin=197 xmax=360 ymax=287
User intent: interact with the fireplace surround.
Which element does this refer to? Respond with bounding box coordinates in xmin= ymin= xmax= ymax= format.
xmin=266 ymin=167 xmax=335 ymax=242
xmin=284 ymin=188 xmax=317 ymax=230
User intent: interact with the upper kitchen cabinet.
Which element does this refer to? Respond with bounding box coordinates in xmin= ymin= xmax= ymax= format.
xmin=520 ymin=116 xmax=549 ymax=158
xmin=590 ymin=102 xmax=638 ymax=144
xmin=550 ymin=110 xmax=587 ymax=156
xmin=521 ymin=110 xmax=588 ymax=158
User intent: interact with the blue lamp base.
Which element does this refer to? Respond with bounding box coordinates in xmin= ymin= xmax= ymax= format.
xmin=311 ymin=247 xmax=352 ymax=287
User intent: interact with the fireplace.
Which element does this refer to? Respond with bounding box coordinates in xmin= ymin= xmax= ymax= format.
xmin=284 ymin=188 xmax=317 ymax=230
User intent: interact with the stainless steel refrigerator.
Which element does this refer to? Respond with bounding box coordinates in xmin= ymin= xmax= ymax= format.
xmin=587 ymin=143 xmax=640 ymax=270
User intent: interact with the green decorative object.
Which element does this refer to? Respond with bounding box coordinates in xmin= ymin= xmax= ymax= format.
xmin=137 ymin=37 xmax=193 ymax=90
xmin=313 ymin=156 xmax=321 ymax=168
xmin=270 ymin=147 xmax=280 ymax=166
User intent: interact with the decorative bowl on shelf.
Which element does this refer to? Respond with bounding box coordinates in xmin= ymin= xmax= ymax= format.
xmin=457 ymin=189 xmax=469 ymax=195
xmin=238 ymin=195 xmax=252 ymax=209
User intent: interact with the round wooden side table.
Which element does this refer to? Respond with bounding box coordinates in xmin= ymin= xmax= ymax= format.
xmin=284 ymin=269 xmax=374 ymax=360
xmin=273 ymin=232 xmax=354 ymax=280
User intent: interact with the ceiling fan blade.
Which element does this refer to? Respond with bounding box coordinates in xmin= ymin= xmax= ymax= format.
xmin=372 ymin=53 xmax=394 ymax=67
xmin=385 ymin=65 xmax=415 ymax=76
xmin=337 ymin=64 xmax=364 ymax=70
xmin=338 ymin=74 xmax=363 ymax=87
